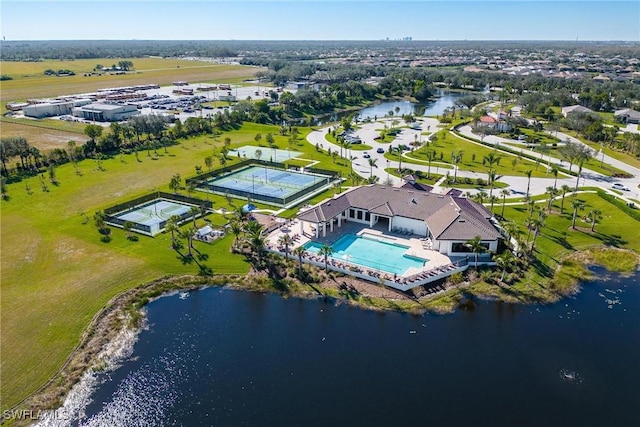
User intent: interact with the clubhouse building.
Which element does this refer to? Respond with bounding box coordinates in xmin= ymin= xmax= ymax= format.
xmin=296 ymin=184 xmax=502 ymax=257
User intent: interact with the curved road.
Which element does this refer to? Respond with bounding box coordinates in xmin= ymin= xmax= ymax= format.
xmin=307 ymin=117 xmax=640 ymax=202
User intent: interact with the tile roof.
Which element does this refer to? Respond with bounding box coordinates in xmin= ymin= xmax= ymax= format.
xmin=297 ymin=185 xmax=501 ymax=241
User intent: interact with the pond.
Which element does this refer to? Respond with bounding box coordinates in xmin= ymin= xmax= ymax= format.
xmin=314 ymin=89 xmax=469 ymax=125
xmin=65 ymin=267 xmax=640 ymax=426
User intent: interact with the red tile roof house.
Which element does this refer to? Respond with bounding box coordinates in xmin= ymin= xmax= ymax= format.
xmin=478 ymin=115 xmax=511 ymax=132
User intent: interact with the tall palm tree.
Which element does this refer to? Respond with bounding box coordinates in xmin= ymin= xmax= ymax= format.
xmin=571 ymin=198 xmax=586 ymax=229
xmin=495 ymin=251 xmax=516 ymax=283
xmin=247 ymin=223 xmax=266 ymax=264
xmin=559 ymin=184 xmax=571 ymax=214
xmin=588 ymin=209 xmax=602 ymax=232
xmin=551 ymin=167 xmax=559 ymax=189
xmin=529 ymin=212 xmax=547 ymax=254
xmin=489 ymin=195 xmax=499 ymax=214
xmin=229 ymin=221 xmax=243 ymax=249
xmin=426 ymin=150 xmax=436 ymax=179
xmin=487 ymin=169 xmax=501 ymax=200
xmin=190 ymin=206 xmax=199 ymax=228
xmin=319 ymin=244 xmax=333 ymax=271
xmin=483 ymin=151 xmax=501 ymax=169
xmin=179 ymin=227 xmax=195 ymax=258
xmin=500 ymin=189 xmax=511 ymax=218
xmin=166 ymin=215 xmax=181 ymax=248
xmin=367 ymin=157 xmax=378 ymax=178
xmin=278 ymin=234 xmax=293 ymax=261
xmin=524 ymin=169 xmax=533 ymax=201
xmin=464 ymin=235 xmax=486 ymax=269
xmin=545 ymin=186 xmax=559 ymax=212
xmin=293 ymin=246 xmax=306 ymax=276
xmin=451 ymin=150 xmax=464 ymax=183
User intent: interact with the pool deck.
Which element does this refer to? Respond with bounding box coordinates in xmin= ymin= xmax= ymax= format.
xmin=266 ymin=218 xmax=467 ymax=291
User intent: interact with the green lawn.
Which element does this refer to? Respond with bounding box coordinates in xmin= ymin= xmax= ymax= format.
xmin=0 ymin=122 xmax=354 ymax=410
xmin=399 ymin=130 xmax=553 ymax=178
xmin=468 ymin=191 xmax=640 ymax=303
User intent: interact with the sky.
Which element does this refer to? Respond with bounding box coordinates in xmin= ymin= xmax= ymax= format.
xmin=1 ymin=1 xmax=638 ymax=41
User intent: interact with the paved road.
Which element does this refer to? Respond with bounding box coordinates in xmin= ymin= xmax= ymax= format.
xmin=306 ymin=117 xmax=640 ymax=201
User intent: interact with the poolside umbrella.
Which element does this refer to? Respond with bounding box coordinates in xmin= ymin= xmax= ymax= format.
xmin=242 ymin=203 xmax=257 ymax=213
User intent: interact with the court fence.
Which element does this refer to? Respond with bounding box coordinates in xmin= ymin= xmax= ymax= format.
xmin=104 ymin=191 xmax=213 ymax=236
xmin=187 ymin=160 xmax=340 ymax=206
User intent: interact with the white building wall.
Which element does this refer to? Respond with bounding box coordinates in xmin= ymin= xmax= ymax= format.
xmin=390 ymin=216 xmax=427 ymax=236
xmin=439 ymin=239 xmax=498 ymax=256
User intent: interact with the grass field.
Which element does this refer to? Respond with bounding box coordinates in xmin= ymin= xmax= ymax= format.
xmin=0 ymin=122 xmax=354 ymax=410
xmin=0 ymin=120 xmax=85 ymax=151
xmin=394 ymin=130 xmax=553 ymax=178
xmin=464 ymin=192 xmax=640 ymax=304
xmin=1 ymin=57 xmax=265 ymax=106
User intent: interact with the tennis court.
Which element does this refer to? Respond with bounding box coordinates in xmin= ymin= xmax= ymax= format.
xmin=112 ymin=199 xmax=194 ymax=235
xmin=200 ymin=165 xmax=334 ymax=207
xmin=228 ymin=145 xmax=303 ymax=163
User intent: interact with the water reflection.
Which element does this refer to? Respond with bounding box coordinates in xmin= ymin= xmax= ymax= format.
xmin=74 ymin=268 xmax=639 ymax=426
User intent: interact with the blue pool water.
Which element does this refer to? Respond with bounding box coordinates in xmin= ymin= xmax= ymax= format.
xmin=304 ymin=233 xmax=426 ymax=275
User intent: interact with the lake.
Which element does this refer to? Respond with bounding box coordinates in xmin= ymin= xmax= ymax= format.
xmin=72 ymin=267 xmax=639 ymax=426
xmin=314 ymin=90 xmax=468 ymax=125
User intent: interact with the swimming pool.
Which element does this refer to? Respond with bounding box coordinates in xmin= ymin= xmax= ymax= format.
xmin=304 ymin=234 xmax=427 ymax=276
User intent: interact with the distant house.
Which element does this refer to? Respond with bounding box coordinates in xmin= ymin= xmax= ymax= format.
xmin=478 ymin=115 xmax=511 ymax=132
xmin=614 ymin=108 xmax=640 ymax=124
xmin=296 ymin=185 xmax=502 ymax=256
xmin=561 ymin=105 xmax=593 ymax=117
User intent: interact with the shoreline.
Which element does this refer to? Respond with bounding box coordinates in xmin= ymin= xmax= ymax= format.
xmin=7 ymin=246 xmax=639 ymax=424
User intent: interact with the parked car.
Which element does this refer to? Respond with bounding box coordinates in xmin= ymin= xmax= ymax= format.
xmin=612 ymin=183 xmax=630 ymax=191
xmin=363 ymin=152 xmax=371 ymax=158
xmin=376 ymin=147 xmax=385 ymax=154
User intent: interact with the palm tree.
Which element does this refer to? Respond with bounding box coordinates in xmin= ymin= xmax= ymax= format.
xmin=278 ymin=234 xmax=294 ymax=261
xmin=500 ymin=189 xmax=510 ymax=218
xmin=525 ymin=215 xmax=537 ymax=243
xmin=229 ymin=221 xmax=243 ymax=249
xmin=489 ymin=195 xmax=499 ymax=213
xmin=487 ymin=169 xmax=501 ymax=200
xmin=588 ymin=209 xmax=602 ymax=232
xmin=464 ymin=235 xmax=486 ymax=269
xmin=571 ymin=198 xmax=586 ymax=229
xmin=190 ymin=206 xmax=199 ymax=228
xmin=545 ymin=186 xmax=559 ymax=212
xmin=495 ymin=251 xmax=516 ymax=283
xmin=368 ymin=157 xmax=378 ymax=177
xmin=247 ymin=226 xmax=266 ymax=265
xmin=179 ymin=227 xmax=195 ymax=258
xmin=483 ymin=151 xmax=501 ymax=169
xmin=560 ymin=184 xmax=571 ymax=214
xmin=319 ymin=244 xmax=333 ymax=271
xmin=474 ymin=190 xmax=488 ymax=205
xmin=529 ymin=212 xmax=547 ymax=254
xmin=524 ymin=169 xmax=533 ymax=201
xmin=166 ymin=215 xmax=181 ymax=248
xmin=451 ymin=150 xmax=464 ymax=183
xmin=551 ymin=167 xmax=559 ymax=189
xmin=293 ymin=246 xmax=306 ymax=276
xmin=425 ymin=150 xmax=436 ymax=179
